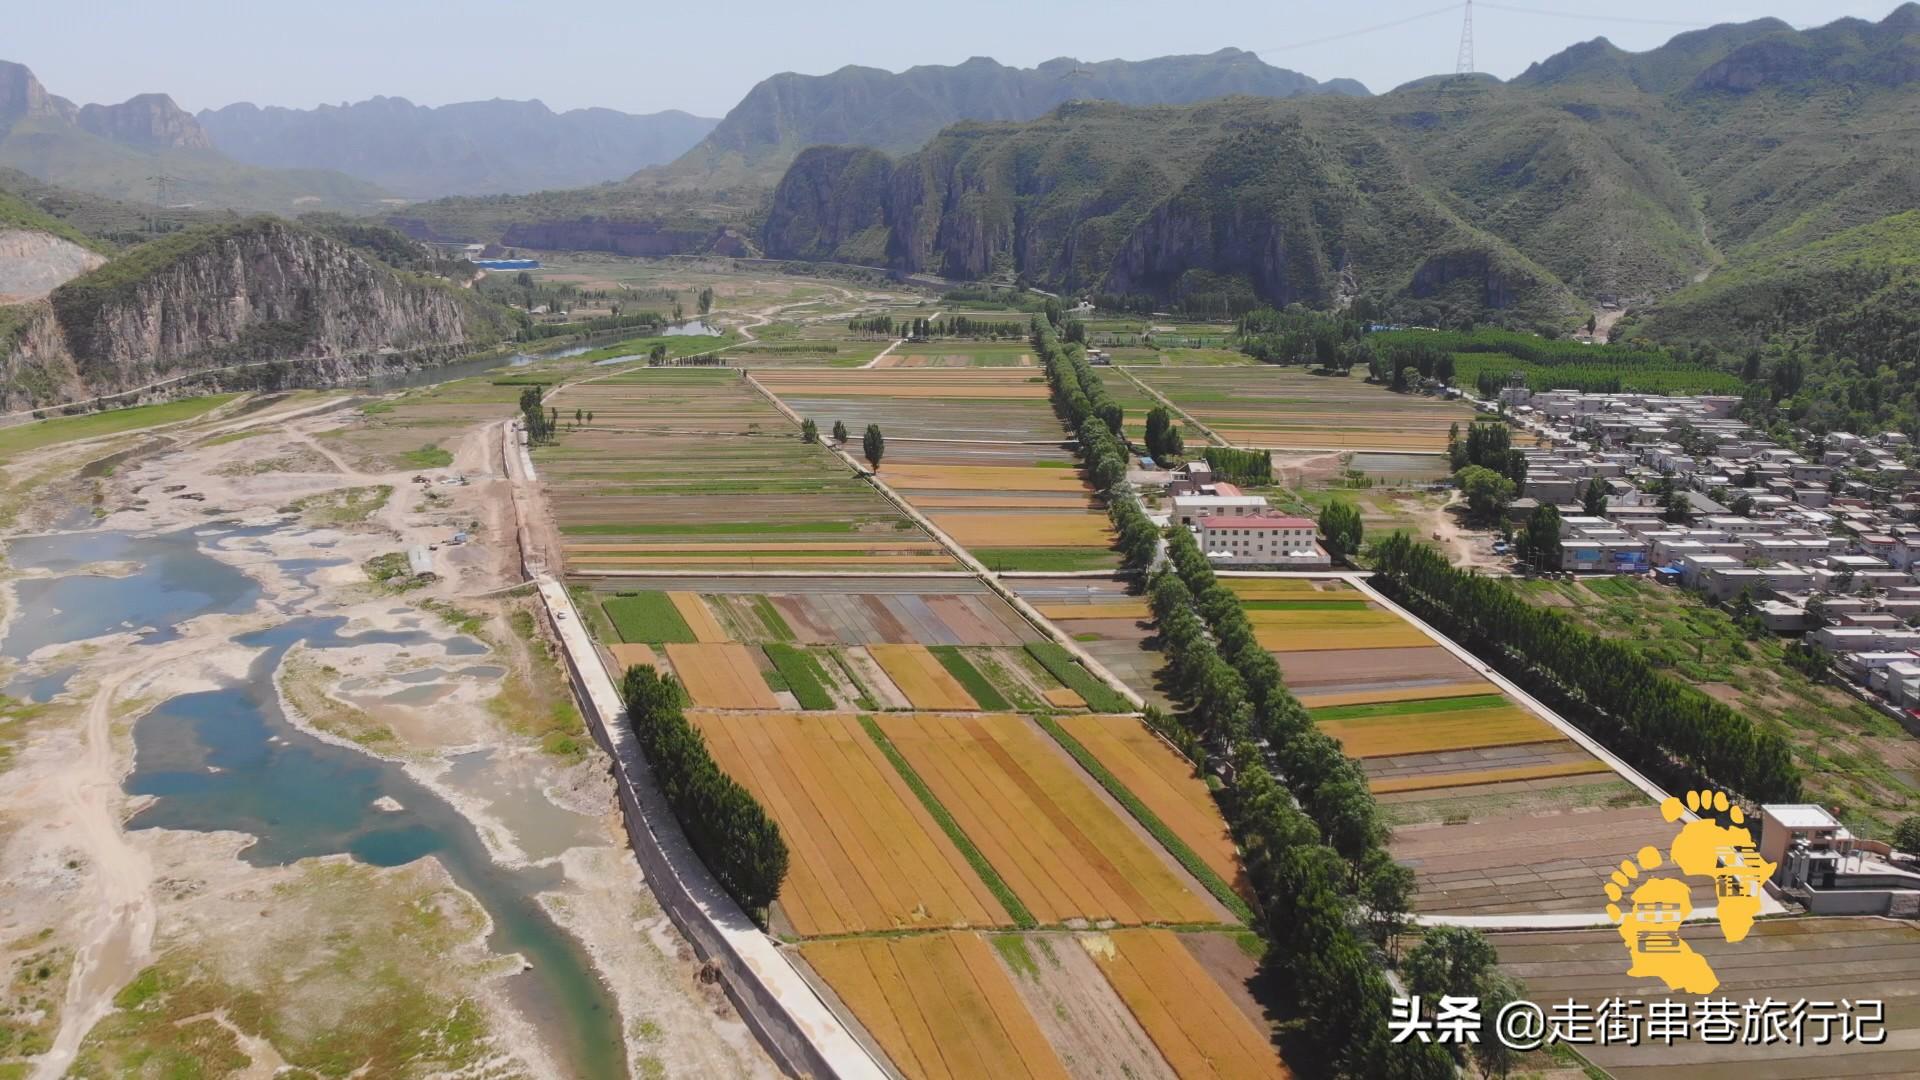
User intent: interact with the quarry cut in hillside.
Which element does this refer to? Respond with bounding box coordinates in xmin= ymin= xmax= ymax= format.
xmin=0 ymin=228 xmax=105 ymax=302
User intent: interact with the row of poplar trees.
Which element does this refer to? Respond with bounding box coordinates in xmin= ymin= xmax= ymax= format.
xmin=620 ymin=665 xmax=788 ymax=920
xmin=1371 ymin=533 xmax=1801 ymax=802
xmin=1033 ymin=315 xmax=1454 ymax=1077
xmin=1031 ymin=319 xmax=1158 ymax=569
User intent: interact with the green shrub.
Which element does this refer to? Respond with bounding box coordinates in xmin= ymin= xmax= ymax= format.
xmin=1023 ymin=642 xmax=1131 ymax=712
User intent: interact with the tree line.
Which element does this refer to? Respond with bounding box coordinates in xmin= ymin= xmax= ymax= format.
xmin=1203 ymin=447 xmax=1273 ymax=486
xmin=1150 ymin=525 xmax=1455 ymax=1078
xmin=620 ymin=665 xmax=788 ymax=922
xmin=1370 ymin=534 xmax=1802 ymax=802
xmin=1030 ymin=318 xmax=1157 ymax=570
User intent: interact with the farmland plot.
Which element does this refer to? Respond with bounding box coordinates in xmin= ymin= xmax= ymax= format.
xmin=759 ymin=368 xmax=1067 ymax=442
xmin=1218 ymin=581 xmax=1673 ymax=916
xmin=1134 ymin=366 xmax=1475 ymax=453
xmin=1084 ymin=930 xmax=1287 ymax=1079
xmin=875 ymin=714 xmax=1226 ymax=926
xmin=1056 ymin=716 xmax=1244 ymax=897
xmin=1491 ymin=920 xmax=1920 ymax=1079
xmin=801 ymin=933 xmax=1069 ymax=1080
xmin=1011 ymin=577 xmax=1170 ymax=709
xmin=693 ymin=712 xmax=1011 ymax=935
xmin=663 ymin=643 xmax=780 ymax=709
xmin=869 ymin=645 xmax=979 ymax=711
xmin=539 ymin=369 xmax=947 ymax=572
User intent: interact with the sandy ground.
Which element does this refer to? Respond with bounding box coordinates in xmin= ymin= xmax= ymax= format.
xmin=0 ymin=395 xmax=773 ymax=1078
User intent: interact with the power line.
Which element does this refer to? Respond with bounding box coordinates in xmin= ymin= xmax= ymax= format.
xmin=1251 ymin=3 xmax=1462 ymax=53
xmin=1475 ymin=2 xmax=1716 ymax=31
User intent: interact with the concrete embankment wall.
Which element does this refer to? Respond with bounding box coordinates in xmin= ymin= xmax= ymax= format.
xmin=534 ymin=578 xmax=884 ymax=1080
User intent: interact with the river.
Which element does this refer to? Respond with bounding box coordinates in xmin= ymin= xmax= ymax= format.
xmin=0 ymin=523 xmax=628 ymax=1077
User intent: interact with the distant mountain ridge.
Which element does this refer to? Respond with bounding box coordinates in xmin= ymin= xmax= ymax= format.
xmin=390 ymin=48 xmax=1370 ymax=249
xmin=756 ymin=5 xmax=1920 ymax=330
xmin=0 ymin=60 xmax=390 ymax=213
xmin=198 ymin=97 xmax=719 ymax=198
xmin=666 ymin=49 xmax=1366 ymax=182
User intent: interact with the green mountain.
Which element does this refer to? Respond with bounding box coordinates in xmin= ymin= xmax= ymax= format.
xmin=0 ymin=60 xmax=393 ymax=214
xmin=390 ymin=49 xmax=1367 ymax=248
xmin=760 ymin=5 xmax=1920 ymax=330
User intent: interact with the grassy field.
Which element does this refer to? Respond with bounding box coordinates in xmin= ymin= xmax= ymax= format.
xmin=0 ymin=395 xmax=237 ymax=459
xmin=1511 ymin=575 xmax=1920 ymax=837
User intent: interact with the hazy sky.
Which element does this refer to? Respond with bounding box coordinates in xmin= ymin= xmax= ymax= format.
xmin=12 ymin=1 xmax=1910 ymax=118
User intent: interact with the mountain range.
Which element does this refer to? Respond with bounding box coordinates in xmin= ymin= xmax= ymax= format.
xmin=197 ymin=97 xmax=718 ymax=198
xmin=759 ymin=5 xmax=1920 ymax=332
xmin=387 ymin=49 xmax=1369 ymax=247
xmin=0 ymin=60 xmax=393 ymax=214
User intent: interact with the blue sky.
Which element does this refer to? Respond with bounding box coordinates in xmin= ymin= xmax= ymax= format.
xmin=14 ymin=1 xmax=1910 ymax=117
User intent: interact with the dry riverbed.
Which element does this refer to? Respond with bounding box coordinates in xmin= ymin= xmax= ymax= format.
xmin=0 ymin=394 xmax=773 ymax=1078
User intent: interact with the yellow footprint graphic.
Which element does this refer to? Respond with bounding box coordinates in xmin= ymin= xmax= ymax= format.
xmin=1604 ymin=846 xmax=1721 ymax=994
xmin=1661 ymin=789 xmax=1775 ymax=943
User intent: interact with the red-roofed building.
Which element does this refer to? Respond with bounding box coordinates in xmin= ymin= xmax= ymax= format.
xmin=1196 ymin=513 xmax=1329 ymax=569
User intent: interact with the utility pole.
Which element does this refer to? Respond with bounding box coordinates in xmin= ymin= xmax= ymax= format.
xmin=1456 ymin=0 xmax=1476 ymax=75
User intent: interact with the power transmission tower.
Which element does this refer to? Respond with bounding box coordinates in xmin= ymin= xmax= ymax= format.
xmin=145 ymin=173 xmax=183 ymax=233
xmin=1456 ymin=0 xmax=1476 ymax=75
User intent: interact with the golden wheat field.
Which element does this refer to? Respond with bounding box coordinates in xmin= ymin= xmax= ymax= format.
xmin=1317 ymin=704 xmax=1561 ymax=758
xmin=803 ymin=933 xmax=1069 ymax=1080
xmin=868 ymin=645 xmax=979 ymax=710
xmin=663 ymin=642 xmax=780 ymax=709
xmin=1084 ymin=930 xmax=1288 ymax=1078
xmin=692 ymin=712 xmax=1012 ymax=935
xmin=933 ymin=513 xmax=1114 ymax=549
xmin=1058 ymin=716 xmax=1244 ymax=898
xmin=875 ymin=713 xmax=1223 ymax=925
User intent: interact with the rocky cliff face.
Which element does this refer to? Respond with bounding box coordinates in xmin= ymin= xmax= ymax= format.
xmin=762 ymin=103 xmax=1581 ymax=324
xmin=76 ymin=94 xmax=212 ymax=150
xmin=0 ymin=218 xmax=509 ymax=410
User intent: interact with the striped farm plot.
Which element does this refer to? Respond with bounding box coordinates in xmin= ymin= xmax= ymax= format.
xmin=662 ymin=642 xmax=781 ymax=709
xmin=1490 ymin=919 xmax=1920 ymax=1079
xmin=758 ymin=368 xmax=1070 ymax=442
xmin=693 ymin=712 xmax=1013 ymax=935
xmin=1084 ymin=930 xmax=1288 ymax=1079
xmin=1133 ymin=366 xmax=1475 ymax=453
xmin=1010 ymin=577 xmax=1173 ymax=710
xmin=1055 ymin=716 xmax=1246 ymax=900
xmin=538 ymin=369 xmax=949 ymax=572
xmin=801 ymin=933 xmax=1069 ymax=1080
xmin=1247 ymin=607 xmax=1432 ymax=652
xmin=874 ymin=713 xmax=1229 ymax=925
xmin=869 ymin=645 xmax=980 ymax=710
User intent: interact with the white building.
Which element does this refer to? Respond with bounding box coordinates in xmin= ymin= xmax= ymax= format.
xmin=1170 ymin=494 xmax=1269 ymax=528
xmin=1196 ymin=514 xmax=1329 ymax=569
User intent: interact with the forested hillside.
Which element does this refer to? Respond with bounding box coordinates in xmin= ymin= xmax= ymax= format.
xmin=761 ymin=6 xmax=1920 ymax=334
